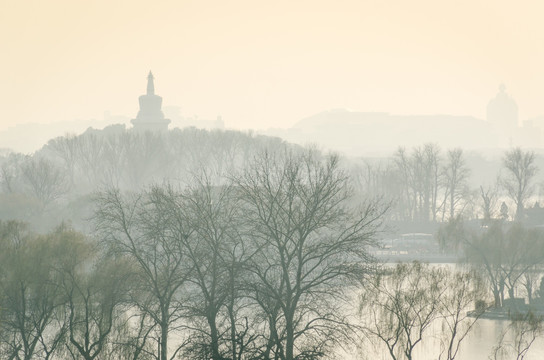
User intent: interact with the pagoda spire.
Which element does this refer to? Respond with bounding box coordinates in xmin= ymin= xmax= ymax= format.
xmin=146 ymin=71 xmax=155 ymax=95
xmin=132 ymin=71 xmax=170 ymax=132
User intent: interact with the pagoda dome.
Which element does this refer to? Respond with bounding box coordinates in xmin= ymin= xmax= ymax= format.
xmin=131 ymin=71 xmax=170 ymax=132
xmin=486 ymin=84 xmax=518 ymax=131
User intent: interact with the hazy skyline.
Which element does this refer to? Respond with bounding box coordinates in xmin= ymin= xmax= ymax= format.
xmin=1 ymin=0 xmax=543 ymax=132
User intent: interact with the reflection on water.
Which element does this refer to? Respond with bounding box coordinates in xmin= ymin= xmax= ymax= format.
xmin=345 ymin=312 xmax=544 ymax=360
xmin=453 ymin=319 xmax=544 ymax=360
xmin=347 ymin=263 xmax=544 ymax=360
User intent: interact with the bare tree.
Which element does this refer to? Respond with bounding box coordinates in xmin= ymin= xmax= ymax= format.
xmin=393 ymin=144 xmax=442 ymax=222
xmin=233 ymin=149 xmax=385 ymax=360
xmin=60 ymin=248 xmax=132 ymax=360
xmin=520 ymin=266 xmax=541 ymax=305
xmin=0 ymin=223 xmax=80 ymax=360
xmin=501 ymin=148 xmax=538 ymax=221
xmin=437 ymin=270 xmax=486 ymax=360
xmin=436 ymin=215 xmax=467 ymax=254
xmin=0 ymin=152 xmax=27 ymax=194
xmin=151 ymin=176 xmax=250 ymax=360
xmin=500 ymin=224 xmax=544 ymax=301
xmin=423 ymin=143 xmax=442 ymax=222
xmin=76 ymin=133 xmax=107 ymax=186
xmin=21 ymin=157 xmax=69 ymax=211
xmin=479 ymin=183 xmax=499 ymax=225
xmin=393 ymin=147 xmax=416 ymax=221
xmin=360 ymin=262 xmax=446 ymax=360
xmin=465 ymin=224 xmax=506 ymax=307
xmin=441 ymin=148 xmax=471 ymax=221
xmin=47 ymin=134 xmax=80 ymax=187
xmin=94 ymin=187 xmax=194 ymax=360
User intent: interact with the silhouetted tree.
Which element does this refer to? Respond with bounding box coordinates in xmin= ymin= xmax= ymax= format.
xmin=501 ymin=148 xmax=538 ymax=221
xmin=441 ymin=148 xmax=471 ymax=221
xmin=436 ymin=215 xmax=466 ymax=253
xmin=465 ymin=223 xmax=544 ymax=306
xmin=234 ymin=149 xmax=385 ymax=360
xmin=0 ymin=152 xmax=26 ymax=194
xmin=500 ymin=224 xmax=544 ymax=300
xmin=94 ymin=187 xmax=194 ymax=360
xmin=178 ymin=176 xmax=252 ymax=360
xmin=0 ymin=223 xmax=80 ymax=359
xmin=60 ymin=244 xmax=132 ymax=360
xmin=47 ymin=134 xmax=80 ymax=187
xmin=437 ymin=270 xmax=486 ymax=360
xmin=360 ymin=262 xmax=446 ymax=360
xmin=480 ymin=183 xmax=499 ymax=225
xmin=393 ymin=144 xmax=442 ymax=222
xmin=21 ymin=157 xmax=69 ymax=211
xmin=465 ymin=223 xmax=506 ymax=307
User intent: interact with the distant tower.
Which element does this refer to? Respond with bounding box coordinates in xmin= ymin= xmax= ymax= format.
xmin=131 ymin=71 xmax=170 ymax=132
xmin=487 ymin=84 xmax=518 ymax=146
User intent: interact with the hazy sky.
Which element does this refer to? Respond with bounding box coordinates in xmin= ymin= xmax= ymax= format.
xmin=1 ymin=0 xmax=543 ymax=132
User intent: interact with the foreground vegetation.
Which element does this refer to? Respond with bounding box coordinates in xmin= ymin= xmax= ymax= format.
xmin=2 ymin=127 xmax=544 ymax=359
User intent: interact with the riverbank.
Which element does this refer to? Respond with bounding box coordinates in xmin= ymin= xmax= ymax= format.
xmin=375 ymin=253 xmax=459 ymax=263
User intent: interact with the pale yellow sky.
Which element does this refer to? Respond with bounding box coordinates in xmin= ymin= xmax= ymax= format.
xmin=1 ymin=0 xmax=543 ymax=131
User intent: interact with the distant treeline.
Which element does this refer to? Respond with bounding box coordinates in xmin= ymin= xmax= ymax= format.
xmin=0 ymin=127 xmax=291 ymax=230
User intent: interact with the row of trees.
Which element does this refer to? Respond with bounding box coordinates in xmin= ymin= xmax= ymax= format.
xmin=1 ymin=124 xmax=540 ymax=235
xmin=354 ymin=145 xmax=539 ymax=224
xmin=1 ymin=149 xmax=386 ymax=360
xmin=0 ymin=127 xmax=287 ymax=216
xmin=464 ymin=222 xmax=544 ymax=308
xmin=9 ymin=220 xmax=529 ymax=360
xmin=0 ymin=222 xmax=134 ymax=360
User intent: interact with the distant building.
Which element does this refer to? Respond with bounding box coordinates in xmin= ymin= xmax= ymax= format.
xmin=163 ymin=106 xmax=225 ymax=130
xmin=264 ymin=109 xmax=497 ymax=155
xmin=131 ymin=71 xmax=170 ymax=132
xmin=487 ymin=84 xmax=518 ymax=147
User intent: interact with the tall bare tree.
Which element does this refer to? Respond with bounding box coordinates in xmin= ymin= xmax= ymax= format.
xmin=94 ymin=187 xmax=194 ymax=360
xmin=441 ymin=148 xmax=471 ymax=221
xmin=165 ymin=177 xmax=250 ymax=360
xmin=480 ymin=183 xmax=499 ymax=225
xmin=501 ymin=148 xmax=538 ymax=221
xmin=500 ymin=224 xmax=544 ymax=300
xmin=393 ymin=144 xmax=442 ymax=222
xmin=233 ymin=149 xmax=385 ymax=360
xmin=61 ymin=248 xmax=132 ymax=360
xmin=437 ymin=270 xmax=486 ymax=360
xmin=465 ymin=223 xmax=506 ymax=307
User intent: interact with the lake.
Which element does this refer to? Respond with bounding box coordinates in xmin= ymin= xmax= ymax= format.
xmin=347 ymin=262 xmax=544 ymax=360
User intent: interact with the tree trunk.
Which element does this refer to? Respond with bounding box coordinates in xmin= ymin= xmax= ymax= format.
xmin=160 ymin=317 xmax=168 ymax=360
xmin=508 ymin=286 xmax=515 ymax=300
xmin=285 ymin=310 xmax=294 ymax=360
xmin=227 ymin=303 xmax=237 ymax=360
xmin=208 ymin=312 xmax=221 ymax=360
xmin=493 ymin=288 xmax=501 ymax=308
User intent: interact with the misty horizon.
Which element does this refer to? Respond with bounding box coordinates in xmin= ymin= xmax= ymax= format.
xmin=2 ymin=1 xmax=544 ymax=134
xmin=0 ymin=70 xmax=540 ymax=155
